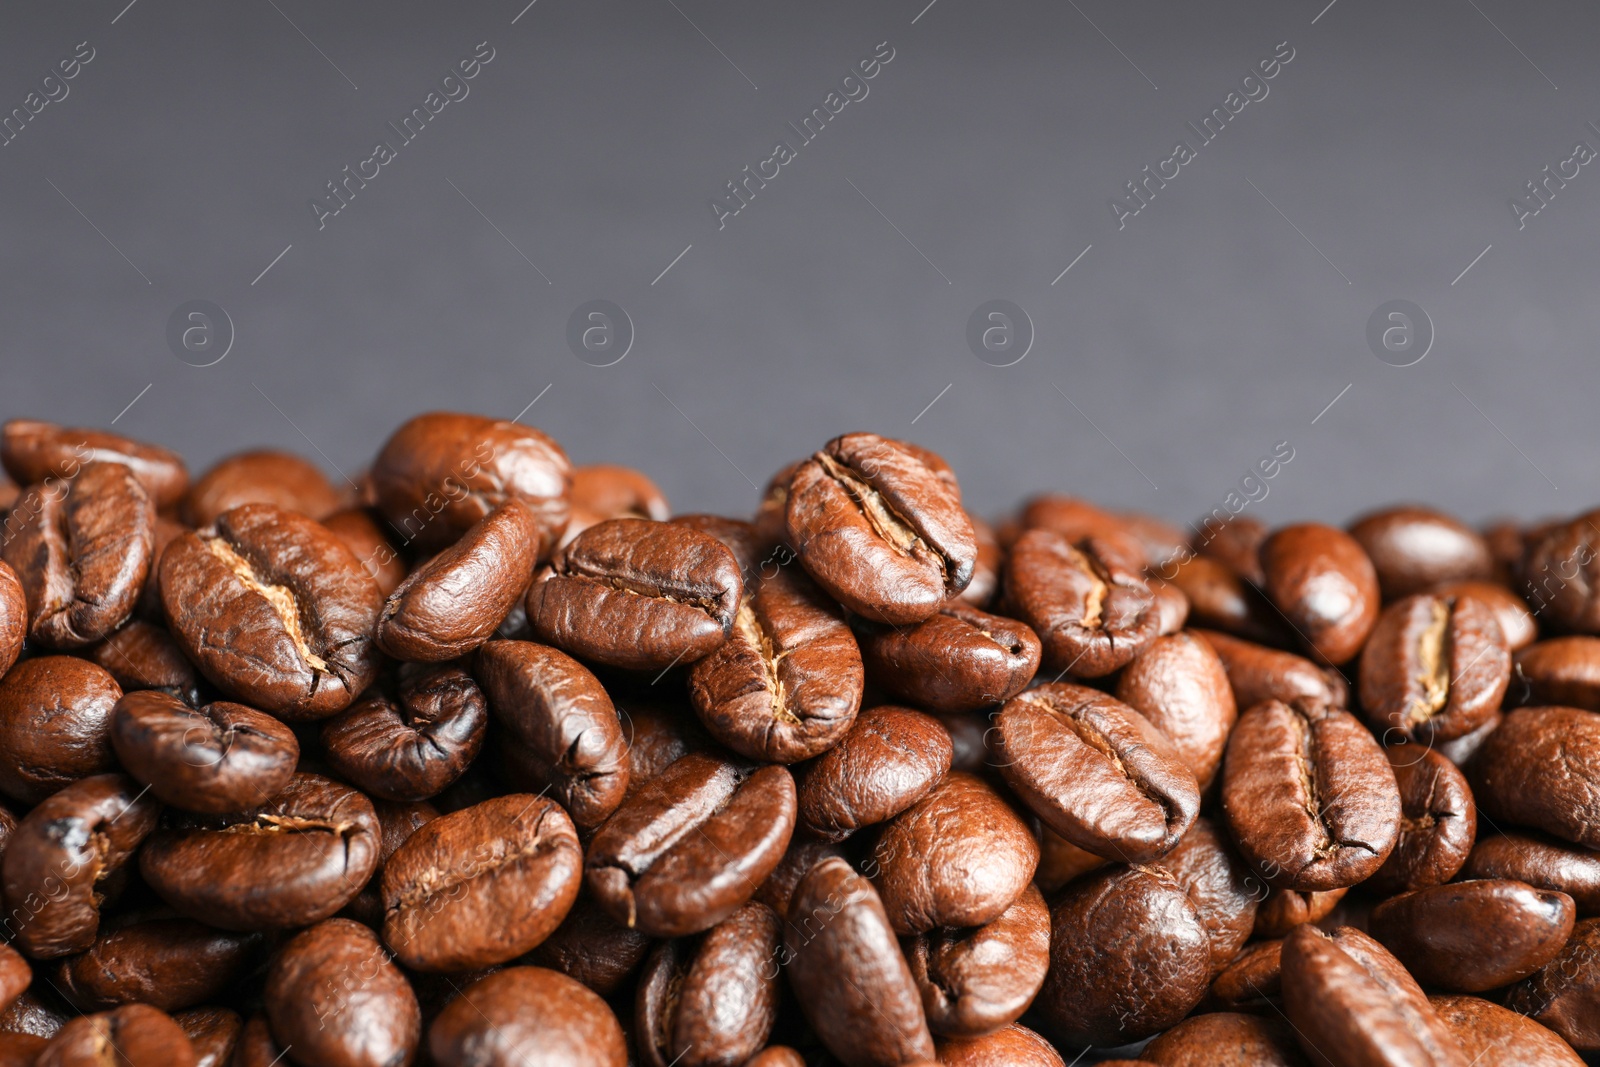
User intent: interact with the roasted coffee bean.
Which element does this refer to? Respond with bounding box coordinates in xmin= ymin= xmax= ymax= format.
xmin=566 ymin=464 xmax=670 ymax=543
xmin=376 ymin=500 xmax=540 ymax=661
xmin=1522 ymin=510 xmax=1600 ymax=634
xmin=527 ymin=518 xmax=741 ymax=671
xmin=3 ymin=462 xmax=154 ymax=647
xmin=1221 ymin=697 xmax=1401 ymax=891
xmin=111 ymin=691 xmax=298 ymax=813
xmin=1281 ymin=924 xmax=1468 ymax=1066
xmin=615 ymin=693 xmax=709 ymax=797
xmin=51 ymin=918 xmax=259 ymax=1012
xmin=687 ymin=564 xmax=863 ymax=762
xmin=1016 ymin=495 xmax=1148 ymax=562
xmin=1429 ymin=578 xmax=1538 ymax=651
xmin=1149 ymin=575 xmax=1190 ymax=634
xmin=0 ymin=989 xmax=68 ymax=1038
xmin=743 ymin=1049 xmax=808 ymax=1067
xmin=36 ymin=1004 xmax=196 ymax=1067
xmin=428 ymin=968 xmax=628 ymax=1065
xmin=141 ymin=773 xmax=379 ymax=931
xmin=1116 ymin=632 xmax=1237 ymax=791
xmin=671 ymin=513 xmax=768 ymax=587
xmin=796 ymin=705 xmax=951 ymax=842
xmin=904 ymin=882 xmax=1048 ymax=1037
xmin=1433 ymin=708 xmax=1503 ymax=767
xmin=1194 ymin=629 xmax=1348 ymax=709
xmin=1514 ymin=636 xmax=1600 ymax=710
xmin=1253 ymin=886 xmax=1348 ymax=938
xmin=1036 ymin=864 xmax=1210 ymax=1046
xmin=1366 ymin=745 xmax=1476 ymax=896
xmin=0 ymin=562 xmax=22 ymax=678
xmin=1471 ymin=705 xmax=1600 ymax=848
xmin=635 ymin=901 xmax=781 ymax=1067
xmin=85 ymin=619 xmax=204 ymax=706
xmin=1358 ymin=593 xmax=1509 ymax=742
xmin=341 ymin=797 xmax=437 ymax=928
xmin=1502 ymin=917 xmax=1600 ymax=1051
xmin=1 ymin=421 xmax=186 ymax=511
xmin=183 ymin=450 xmax=344 ymax=527
xmin=1153 ymin=817 xmax=1259 ymax=975
xmin=1141 ymin=1012 xmax=1307 ymax=1067
xmin=1370 ymin=879 xmax=1574 ymax=991
xmin=0 ymin=656 xmax=121 ymax=803
xmin=752 ymin=461 xmax=801 ymax=554
xmin=870 ymin=772 xmax=1037 ymax=935
xmin=160 ymin=504 xmax=382 ymax=719
xmin=230 ymin=1015 xmax=286 ymax=1067
xmin=264 ymin=918 xmax=420 ymax=1067
xmin=1004 ymin=529 xmax=1159 ymax=677
xmin=994 ymin=683 xmax=1199 ymax=863
xmin=1033 ymin=825 xmax=1107 ymax=894
xmin=135 ymin=515 xmax=188 ymax=621
xmin=587 ymin=752 xmax=794 ymax=937
xmin=935 ymin=1023 xmax=1066 ymax=1067
xmin=382 ymin=794 xmax=581 ymax=972
xmin=1428 ymin=995 xmax=1586 ymax=1067
xmin=1349 ymin=505 xmax=1494 ymax=601
xmin=784 ymin=856 xmax=937 ymax=1067
xmin=474 ymin=639 xmax=629 ymax=827
xmin=1167 ymin=555 xmax=1284 ymax=644
xmin=1208 ymin=938 xmax=1283 ymax=1011
xmin=1464 ymin=831 xmax=1600 ymax=914
xmin=1194 ymin=514 xmax=1269 ymax=585
xmin=935 ymin=707 xmax=990 ymax=775
xmin=856 ymin=603 xmax=1039 ymax=713
xmin=0 ymin=946 xmax=28 ymax=1016
xmin=1259 ymin=523 xmax=1380 ymax=665
xmin=320 ymin=665 xmax=486 ymax=802
xmin=956 ymin=514 xmax=1001 ymax=608
xmin=524 ymin=894 xmax=653 ymax=995
xmin=172 ymin=1008 xmax=240 ymax=1067
xmin=321 ymin=505 xmax=408 ymax=597
xmin=752 ymin=838 xmax=845 ymax=917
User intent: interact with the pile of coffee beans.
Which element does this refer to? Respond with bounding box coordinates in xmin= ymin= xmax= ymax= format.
xmin=0 ymin=414 xmax=1594 ymax=1066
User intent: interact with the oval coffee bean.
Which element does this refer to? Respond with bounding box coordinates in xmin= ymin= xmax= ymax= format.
xmin=173 ymin=1007 xmax=242 ymax=1067
xmin=994 ymin=683 xmax=1199 ymax=863
xmin=382 ymin=794 xmax=581 ymax=972
xmin=904 ymin=883 xmax=1049 ymax=1038
xmin=616 ymin=693 xmax=710 ymax=797
xmin=1194 ymin=629 xmax=1348 ymax=709
xmin=1259 ymin=523 xmax=1380 ymax=665
xmin=51 ymin=918 xmax=259 ymax=1012
xmin=1208 ymin=938 xmax=1283 ymax=1011
xmin=1349 ymin=505 xmax=1494 ymax=601
xmin=1464 ymin=831 xmax=1600 ymax=914
xmin=36 ymin=1004 xmax=196 ymax=1067
xmin=1168 ymin=555 xmax=1284 ymax=644
xmin=1116 ymin=632 xmax=1237 ymax=791
xmin=1366 ymin=745 xmax=1476 ymax=896
xmin=1429 ymin=995 xmax=1586 ymax=1067
xmin=427 ymin=966 xmax=627 ymax=1067
xmin=686 ymin=564 xmax=863 ymax=762
xmin=111 ymin=692 xmax=298 ymax=813
xmin=956 ymin=513 xmax=1002 ymax=608
xmin=858 ymin=603 xmax=1039 ymax=713
xmin=796 ymin=705 xmax=951 ymax=842
xmin=264 ymin=919 xmax=420 ymax=1067
xmin=524 ymin=895 xmax=653 ymax=996
xmin=0 ymin=945 xmax=29 ymax=1016
xmin=160 ymin=504 xmax=382 ymax=719
xmin=527 ymin=518 xmax=742 ymax=671
xmin=1149 ymin=575 xmax=1190 ymax=634
xmin=1470 ymin=705 xmax=1600 ymax=848
xmin=785 ymin=433 xmax=975 ymax=624
xmin=320 ymin=665 xmax=487 ymax=802
xmin=1522 ymin=511 xmax=1600 ymax=634
xmin=586 ymin=752 xmax=795 ymax=937
xmin=1514 ymin=636 xmax=1600 ymax=710
xmin=1033 ymin=824 xmax=1108 ymax=895
xmin=1004 ymin=529 xmax=1159 ymax=677
xmin=1153 ymin=817 xmax=1259 ymax=975
xmin=1141 ymin=1012 xmax=1306 ymax=1067
xmin=1253 ymin=885 xmax=1348 ymax=938
xmin=567 ymin=463 xmax=670 ymax=541
xmin=1017 ymin=494 xmax=1148 ymax=562
xmin=752 ymin=838 xmax=845 ymax=918
xmin=1504 ymin=917 xmax=1600 ymax=1051
xmin=0 ymin=656 xmax=121 ymax=804
xmin=85 ymin=619 xmax=204 ymax=706
xmin=1 ymin=419 xmax=187 ymax=510
xmin=1221 ymin=697 xmax=1401 ymax=891
xmin=0 ymin=562 xmax=22 ymax=678
xmin=1370 ymin=879 xmax=1575 ymax=991
xmin=183 ymin=450 xmax=345 ymax=527
xmin=1358 ymin=593 xmax=1509 ymax=741
xmin=936 ymin=1023 xmax=1066 ymax=1067
xmin=1429 ymin=578 xmax=1538 ymax=651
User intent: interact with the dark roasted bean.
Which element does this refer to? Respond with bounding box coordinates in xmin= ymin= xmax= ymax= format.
xmin=752 ymin=837 xmax=845 ymax=918
xmin=1153 ymin=817 xmax=1259 ymax=976
xmin=1522 ymin=510 xmax=1600 ymax=634
xmin=263 ymin=918 xmax=420 ymax=1067
xmin=1502 ymin=919 xmax=1600 ymax=1052
xmin=1004 ymin=529 xmax=1159 ymax=677
xmin=321 ymin=505 xmax=408 ymax=597
xmin=1167 ymin=555 xmax=1284 ymax=644
xmin=797 ymin=705 xmax=951 ymax=842
xmin=1470 ymin=705 xmax=1600 ymax=848
xmin=1032 ymin=825 xmax=1107 ymax=895
xmin=956 ymin=514 xmax=1002 ymax=608
xmin=1196 ymin=514 xmax=1269 ymax=585
xmin=1370 ymin=879 xmax=1574 ymax=991
xmin=935 ymin=1023 xmax=1066 ymax=1067
xmin=1017 ymin=495 xmax=1149 ymax=563
xmin=172 ymin=1008 xmax=241 ymax=1067
xmin=1253 ymin=885 xmax=1347 ymax=938
xmin=85 ymin=619 xmax=205 ymax=706
xmin=320 ymin=665 xmax=486 ymax=801
xmin=1464 ymin=831 xmax=1600 ymax=914
xmin=1116 ymin=632 xmax=1237 ymax=791
xmin=1259 ymin=523 xmax=1380 ymax=665
xmin=36 ymin=1004 xmax=196 ymax=1067
xmin=1358 ymin=593 xmax=1509 ymax=742
xmin=524 ymin=894 xmax=653 ymax=995
xmin=427 ymin=966 xmax=627 ymax=1066
xmin=1514 ymin=636 xmax=1600 ymax=710
xmin=1194 ymin=628 xmax=1348 ymax=709
xmin=0 ymin=656 xmax=121 ymax=804
xmin=51 ymin=918 xmax=259 ymax=1012
xmin=904 ymin=882 xmax=1048 ymax=1037
xmin=566 ymin=463 xmax=670 ymax=543
xmin=183 ymin=450 xmax=345 ymax=527
xmin=111 ymin=692 xmax=298 ymax=813
xmin=1 ymin=421 xmax=186 ymax=510
xmin=1208 ymin=938 xmax=1283 ymax=1011
xmin=1428 ymin=578 xmax=1538 ymax=651
xmin=1141 ymin=1012 xmax=1307 ymax=1067
xmin=1428 ymin=994 xmax=1586 ymax=1067
xmin=0 ymin=562 xmax=22 ymax=678
xmin=857 ymin=603 xmax=1039 ymax=713
xmin=1349 ymin=505 xmax=1494 ymax=600
xmin=1366 ymin=745 xmax=1476 ymax=895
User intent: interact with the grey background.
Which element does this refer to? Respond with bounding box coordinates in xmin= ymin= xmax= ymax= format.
xmin=2 ymin=0 xmax=1597 ymax=533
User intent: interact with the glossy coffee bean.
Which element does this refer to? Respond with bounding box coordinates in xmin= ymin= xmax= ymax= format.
xmin=160 ymin=504 xmax=382 ymax=719
xmin=1116 ymin=632 xmax=1237 ymax=791
xmin=172 ymin=1007 xmax=241 ymax=1067
xmin=994 ymin=683 xmax=1199 ymax=863
xmin=1150 ymin=575 xmax=1190 ymax=634
xmin=341 ymin=797 xmax=437 ymax=927
xmin=1464 ymin=831 xmax=1600 ymax=914
xmin=85 ymin=619 xmax=204 ymax=706
xmin=0 ymin=563 xmax=22 ymax=678
xmin=264 ymin=918 xmax=420 ymax=1067
xmin=141 ymin=773 xmax=380 ymax=931
xmin=566 ymin=463 xmax=670 ymax=542
xmin=1194 ymin=514 xmax=1269 ymax=584
xmin=475 ymin=639 xmax=629 ymax=828
xmin=1004 ymin=529 xmax=1159 ymax=677
xmin=321 ymin=506 xmax=408 ymax=597
xmin=796 ymin=705 xmax=951 ymax=842
xmin=687 ymin=564 xmax=863 ymax=762
xmin=1366 ymin=745 xmax=1476 ymax=895
xmin=1208 ymin=938 xmax=1283 ymax=1011
xmin=1470 ymin=705 xmax=1600 ymax=848
xmin=1259 ymin=523 xmax=1380 ymax=665
xmin=955 ymin=513 xmax=1002 ymax=608
xmin=1253 ymin=885 xmax=1347 ymax=938
xmin=1514 ymin=637 xmax=1600 ymax=710
xmin=1167 ymin=555 xmax=1283 ymax=644
xmin=904 ymin=882 xmax=1048 ymax=1037
xmin=1522 ymin=510 xmax=1600 ymax=634
xmin=0 ymin=946 xmax=28 ymax=1016
xmin=1502 ymin=917 xmax=1600 ymax=1051
xmin=1141 ymin=1012 xmax=1307 ymax=1067
xmin=0 ymin=656 xmax=121 ymax=803
xmin=183 ymin=450 xmax=345 ymax=527
xmin=1 ymin=775 xmax=159 ymax=958
xmin=1429 ymin=578 xmax=1537 ymax=651
xmin=935 ymin=1023 xmax=1066 ymax=1067
xmin=0 ymin=989 xmax=67 ymax=1039
xmin=1349 ymin=505 xmax=1494 ymax=601
xmin=382 ymin=793 xmax=581 ymax=972
xmin=1194 ymin=629 xmax=1348 ymax=710
xmin=784 ymin=856 xmax=937 ymax=1067
xmin=51 ymin=918 xmax=259 ymax=1012
xmin=857 ymin=603 xmax=1039 ymax=713
xmin=1 ymin=420 xmax=187 ymax=510
xmin=36 ymin=1004 xmax=196 ymax=1067
xmin=1370 ymin=879 xmax=1574 ymax=991
xmin=1153 ymin=817 xmax=1259 ymax=975
xmin=1016 ymin=495 xmax=1148 ymax=563
xmin=1358 ymin=593 xmax=1509 ymax=741
xmin=1429 ymin=994 xmax=1586 ymax=1067
xmin=785 ymin=433 xmax=975 ymax=625
xmin=524 ymin=894 xmax=653 ymax=995
xmin=586 ymin=752 xmax=795 ymax=937
xmin=321 ymin=665 xmax=487 ymax=801
xmin=742 ymin=1048 xmax=807 ymax=1067
xmin=111 ymin=692 xmax=298 ymax=813
xmin=429 ymin=966 xmax=626 ymax=1066
xmin=230 ymin=1015 xmax=286 ymax=1067
xmin=1433 ymin=708 xmax=1503 ymax=767
xmin=1221 ymin=697 xmax=1401 ymax=891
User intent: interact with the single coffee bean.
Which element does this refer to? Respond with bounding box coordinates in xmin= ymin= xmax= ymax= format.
xmin=796 ymin=705 xmax=951 ymax=842
xmin=172 ymin=1007 xmax=241 ymax=1067
xmin=340 ymin=797 xmax=438 ymax=928
xmin=904 ymin=882 xmax=1048 ymax=1038
xmin=321 ymin=505 xmax=408 ymax=597
xmin=36 ymin=1004 xmax=196 ymax=1067
xmin=527 ymin=518 xmax=741 ymax=670
xmin=1221 ymin=697 xmax=1401 ymax=891
xmin=1033 ymin=825 xmax=1108 ymax=895
xmin=51 ymin=918 xmax=260 ymax=1012
xmin=1122 ymin=509 xmax=1189 ymax=569
xmin=1513 ymin=636 xmax=1600 ymax=710
xmin=1167 ymin=555 xmax=1284 ymax=644
xmin=671 ymin=513 xmax=769 ymax=589
xmin=1428 ymin=995 xmax=1586 ymax=1067
xmin=1470 ymin=705 xmax=1600 ymax=848
xmin=1208 ymin=938 xmax=1283 ymax=1011
xmin=751 ymin=461 xmax=801 ymax=555
xmin=994 ymin=683 xmax=1199 ymax=863
xmin=566 ymin=463 xmax=670 ymax=543
xmin=743 ymin=1049 xmax=808 ymax=1067
xmin=0 ymin=989 xmax=68 ymax=1039
xmin=1194 ymin=629 xmax=1348 ymax=710
xmin=1259 ymin=523 xmax=1380 ymax=665
xmin=264 ymin=919 xmax=420 ymax=1067
xmin=1036 ymin=864 xmax=1211 ymax=1046
xmin=0 ymin=420 xmax=185 ymax=510
xmin=1004 ymin=529 xmax=1159 ymax=677
xmin=474 ymin=640 xmax=630 ymax=828
xmin=229 ymin=1015 xmax=286 ymax=1067
xmin=935 ymin=1023 xmax=1066 ymax=1067
xmin=183 ymin=449 xmax=345 ymax=527
xmin=1017 ymin=494 xmax=1149 ymax=564
xmin=85 ymin=619 xmax=205 ymax=706
xmin=1349 ymin=505 xmax=1494 ymax=601
xmin=1365 ymin=745 xmax=1476 ymax=896
xmin=586 ymin=752 xmax=795 ymax=937
xmin=1141 ymin=1012 xmax=1307 ymax=1067
xmin=635 ymin=901 xmax=782 ymax=1067
xmin=141 ymin=773 xmax=380 ymax=931
xmin=160 ymin=504 xmax=382 ymax=719
xmin=429 ymin=966 xmax=627 ymax=1067
xmin=1464 ymin=831 xmax=1600 ymax=914
xmin=320 ymin=665 xmax=487 ymax=802
xmin=857 ymin=603 xmax=1039 ymax=713
xmin=134 ymin=515 xmax=188 ymax=620
xmin=1116 ymin=632 xmax=1238 ymax=791
xmin=1 ymin=775 xmax=159 ymax=958
xmin=1428 ymin=578 xmax=1538 ymax=651
xmin=0 ymin=562 xmax=22 ymax=678
xmin=111 ymin=692 xmax=298 ymax=813
xmin=0 ymin=656 xmax=121 ymax=803
xmin=1370 ymin=879 xmax=1575 ymax=991
xmin=784 ymin=856 xmax=937 ymax=1067
xmin=1522 ymin=510 xmax=1600 ymax=634
xmin=524 ymin=894 xmax=653 ymax=996
xmin=1253 ymin=885 xmax=1348 ymax=938
xmin=936 ymin=707 xmax=990 ymax=775
xmin=1358 ymin=593 xmax=1509 ymax=742
xmin=1153 ymin=817 xmax=1259 ymax=976
xmin=1502 ymin=917 xmax=1600 ymax=1052
xmin=686 ymin=564 xmax=863 ymax=762
xmin=382 ymin=793 xmax=582 ymax=972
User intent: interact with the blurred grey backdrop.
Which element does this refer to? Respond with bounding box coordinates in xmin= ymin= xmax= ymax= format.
xmin=1 ymin=0 xmax=1596 ymax=530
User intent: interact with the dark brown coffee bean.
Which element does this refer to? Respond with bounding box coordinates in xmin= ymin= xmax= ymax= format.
xmin=1 ymin=774 xmax=158 ymax=958
xmin=322 ymin=505 xmax=408 ymax=597
xmin=1167 ymin=555 xmax=1284 ymax=644
xmin=1259 ymin=523 xmax=1380 ymax=665
xmin=1149 ymin=575 xmax=1190 ymax=634
xmin=1429 ymin=579 xmax=1538 ymax=651
xmin=1370 ymin=879 xmax=1574 ymax=991
xmin=524 ymin=894 xmax=653 ymax=995
xmin=857 ymin=603 xmax=1039 ymax=713
xmin=1428 ymin=994 xmax=1586 ymax=1067
xmin=171 ymin=1007 xmax=240 ymax=1067
xmin=586 ymin=752 xmax=795 ymax=937
xmin=340 ymin=797 xmax=438 ymax=928
xmin=111 ymin=692 xmax=298 ymax=813
xmin=566 ymin=464 xmax=670 ymax=544
xmin=752 ymin=838 xmax=845 ymax=918
xmin=1194 ymin=514 xmax=1269 ymax=584
xmin=1033 ymin=825 xmax=1108 ymax=895
xmin=183 ymin=449 xmax=345 ymax=527
xmin=527 ymin=518 xmax=741 ymax=671
xmin=1153 ymin=817 xmax=1259 ymax=976
xmin=1470 ymin=705 xmax=1600 ymax=848
xmin=1433 ymin=708 xmax=1503 ymax=767
xmin=904 ymin=882 xmax=1048 ymax=1037
xmin=1253 ymin=886 xmax=1348 ymax=938
xmin=382 ymin=793 xmax=581 ymax=972
xmin=262 ymin=918 xmax=419 ymax=1067
xmin=1 ymin=420 xmax=186 ymax=510
xmin=1036 ymin=864 xmax=1210 ymax=1046
xmin=0 ymin=989 xmax=67 ymax=1039
xmin=1464 ymin=831 xmax=1600 ymax=914
xmin=1116 ymin=632 xmax=1238 ymax=791
xmin=84 ymin=619 xmax=204 ymax=706
xmin=1141 ymin=1012 xmax=1307 ymax=1067
xmin=1017 ymin=494 xmax=1149 ymax=563
xmin=751 ymin=461 xmax=801 ymax=556
xmin=671 ymin=513 xmax=768 ymax=589
xmin=1514 ymin=637 xmax=1600 ymax=710
xmin=160 ymin=504 xmax=382 ymax=720
xmin=870 ymin=772 xmax=1037 ymax=935
xmin=687 ymin=564 xmax=863 ymax=762
xmin=230 ymin=1015 xmax=286 ymax=1067
xmin=1208 ymin=938 xmax=1282 ymax=1011
xmin=615 ymin=694 xmax=710 ymax=799
xmin=785 ymin=434 xmax=976 ymax=624
xmin=1349 ymin=505 xmax=1494 ymax=601
xmin=1004 ymin=529 xmax=1159 ymax=677
xmin=36 ymin=1004 xmax=196 ymax=1067
xmin=1358 ymin=593 xmax=1509 ymax=742
xmin=0 ymin=946 xmax=28 ymax=1017
xmin=994 ymin=683 xmax=1199 ymax=863
xmin=1365 ymin=745 xmax=1476 ymax=896
xmin=635 ymin=901 xmax=781 ymax=1067
xmin=1194 ymin=628 xmax=1349 ymax=710
xmin=1501 ymin=917 xmax=1600 ymax=1051
xmin=474 ymin=639 xmax=629 ymax=828
xmin=429 ymin=966 xmax=626 ymax=1066
xmin=141 ymin=773 xmax=379 ymax=931
xmin=797 ymin=705 xmax=951 ymax=842
xmin=1221 ymin=697 xmax=1401 ymax=891
xmin=0 ymin=562 xmax=21 ymax=679
xmin=935 ymin=1023 xmax=1066 ymax=1067
xmin=1522 ymin=510 xmax=1600 ymax=633
xmin=743 ymin=1049 xmax=808 ymax=1067
xmin=0 ymin=656 xmax=121 ymax=803
xmin=51 ymin=918 xmax=259 ymax=1012
xmin=320 ymin=665 xmax=486 ymax=802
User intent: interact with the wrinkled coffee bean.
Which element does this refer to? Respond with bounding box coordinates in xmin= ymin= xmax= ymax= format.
xmin=796 ymin=705 xmax=951 ymax=842
xmin=1259 ymin=523 xmax=1380 ymax=665
xmin=0 ymin=656 xmax=121 ymax=804
xmin=1358 ymin=593 xmax=1509 ymax=741
xmin=36 ymin=1003 xmax=196 ymax=1067
xmin=1016 ymin=495 xmax=1148 ymax=563
xmin=183 ymin=450 xmax=345 ymax=528
xmin=321 ymin=665 xmax=486 ymax=802
xmin=567 ymin=463 xmax=670 ymax=542
xmin=1501 ymin=917 xmax=1600 ymax=1051
xmin=51 ymin=918 xmax=259 ymax=1012
xmin=935 ymin=1023 xmax=1066 ymax=1067
xmin=1349 ymin=505 xmax=1494 ymax=601
xmin=1 ymin=420 xmax=187 ymax=511
xmin=263 ymin=918 xmax=420 ymax=1067
xmin=1514 ymin=636 xmax=1600 ymax=710
xmin=1194 ymin=629 xmax=1348 ymax=709
xmin=1116 ymin=632 xmax=1237 ymax=791
xmin=1464 ymin=831 xmax=1600 ymax=914
xmin=111 ymin=692 xmax=298 ymax=813
xmin=1370 ymin=879 xmax=1574 ymax=991
xmin=1522 ymin=510 xmax=1600 ymax=634
xmin=857 ymin=603 xmax=1039 ymax=713
xmin=85 ymin=619 xmax=204 ymax=706
xmin=1141 ymin=1011 xmax=1307 ymax=1067
xmin=1153 ymin=817 xmax=1259 ymax=975
xmin=1004 ymin=529 xmax=1159 ymax=677
xmin=1470 ymin=705 xmax=1600 ymax=848
xmin=428 ymin=966 xmax=627 ymax=1067
xmin=904 ymin=882 xmax=1048 ymax=1037
xmin=1366 ymin=744 xmax=1476 ymax=896
xmin=1428 ymin=994 xmax=1586 ymax=1067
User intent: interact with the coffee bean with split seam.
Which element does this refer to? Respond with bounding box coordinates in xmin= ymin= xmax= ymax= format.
xmin=1366 ymin=745 xmax=1476 ymax=896
xmin=0 ymin=561 xmax=23 ymax=679
xmin=857 ymin=602 xmax=1040 ymax=713
xmin=1358 ymin=593 xmax=1509 ymax=742
xmin=904 ymin=882 xmax=1049 ymax=1038
xmin=1259 ymin=523 xmax=1380 ymax=666
xmin=36 ymin=1003 xmax=196 ymax=1067
xmin=1470 ymin=705 xmax=1600 ymax=849
xmin=1003 ymin=529 xmax=1159 ymax=677
xmin=85 ymin=619 xmax=205 ymax=707
xmin=320 ymin=665 xmax=487 ymax=802
xmin=1 ymin=419 xmax=188 ymax=511
xmin=50 ymin=917 xmax=261 ymax=1013
xmin=111 ymin=691 xmax=298 ymax=814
